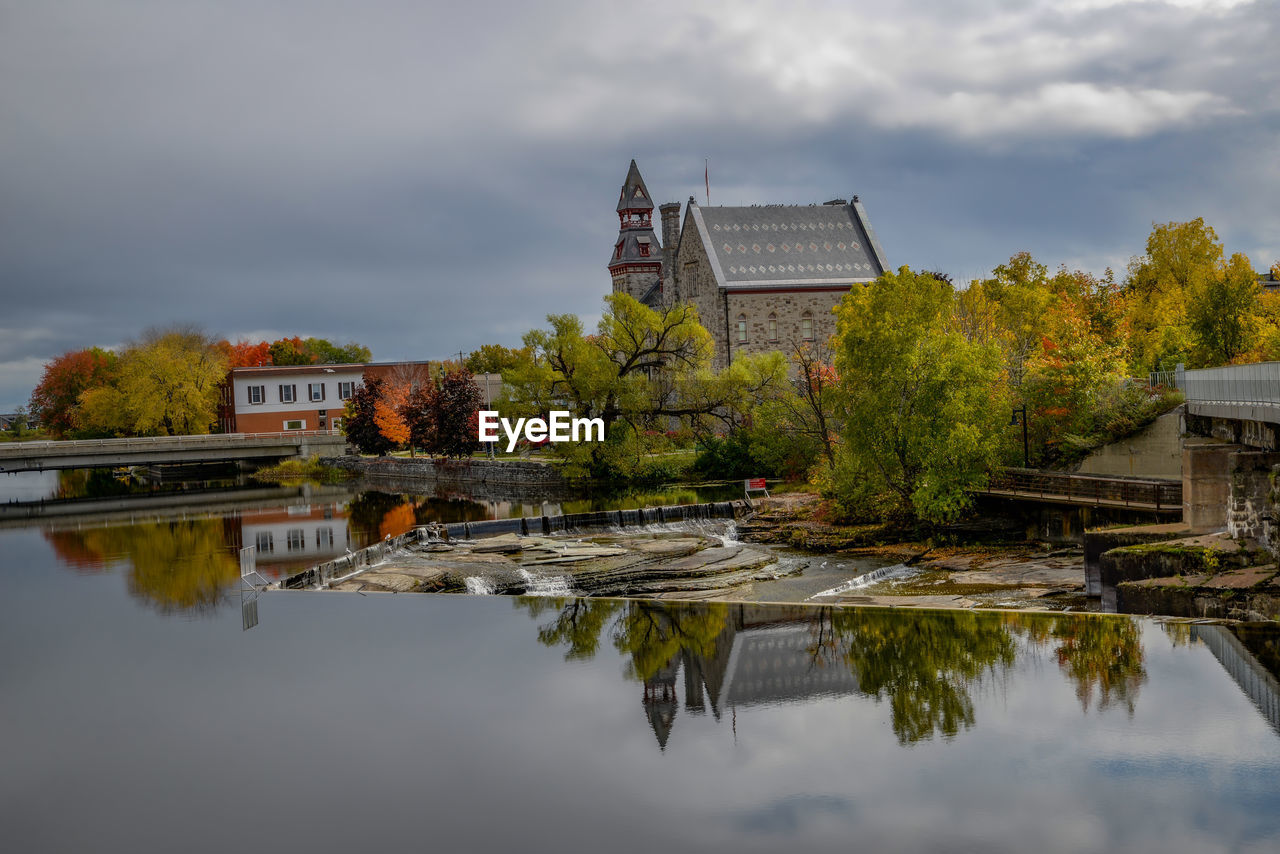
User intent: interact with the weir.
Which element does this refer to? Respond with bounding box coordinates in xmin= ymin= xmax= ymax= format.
xmin=279 ymin=500 xmax=748 ymax=591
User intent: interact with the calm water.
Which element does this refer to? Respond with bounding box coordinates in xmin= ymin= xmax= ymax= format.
xmin=3 ymin=477 xmax=1280 ymax=852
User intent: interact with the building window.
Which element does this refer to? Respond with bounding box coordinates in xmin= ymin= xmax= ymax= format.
xmin=331 ymin=417 xmax=342 ymax=432
xmin=801 ymin=312 xmax=813 ymax=341
xmin=639 ymin=242 xmax=650 ymax=257
xmin=768 ymin=313 xmax=778 ymax=342
xmin=283 ymin=419 xmax=305 ymax=431
xmin=308 ymin=382 xmax=325 ymax=402
xmin=279 ymin=384 xmax=296 ymax=404
xmin=615 ymin=241 xmax=624 ymax=259
xmin=737 ymin=315 xmax=747 ymax=343
xmin=247 ymin=385 xmax=265 ymax=404
xmin=286 ymin=529 xmax=305 ymax=551
xmin=338 ymin=381 xmax=355 ymax=400
xmin=316 ymin=527 xmax=334 ymax=548
xmin=255 ymin=532 xmax=274 ymax=554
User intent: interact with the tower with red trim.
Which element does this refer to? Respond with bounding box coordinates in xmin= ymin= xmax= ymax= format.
xmin=609 ymin=160 xmax=666 ymax=305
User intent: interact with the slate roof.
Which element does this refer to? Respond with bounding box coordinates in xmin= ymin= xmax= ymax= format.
xmin=617 ymin=159 xmax=655 ymax=212
xmin=688 ymin=199 xmax=888 ymax=289
xmin=608 ymin=231 xmax=663 ymax=269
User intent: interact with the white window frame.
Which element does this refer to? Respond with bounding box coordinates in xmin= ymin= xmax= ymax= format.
xmin=286 ymin=529 xmax=305 ymax=551
xmin=737 ymin=315 xmax=747 ymax=343
xmin=279 ymin=384 xmax=296 ymax=404
xmin=338 ymin=381 xmax=355 ymax=400
xmin=283 ymin=419 xmax=306 ymax=431
xmin=255 ymin=532 xmax=274 ymax=554
xmin=308 ymin=382 xmax=325 ymax=402
xmin=247 ymin=385 xmax=265 ymax=405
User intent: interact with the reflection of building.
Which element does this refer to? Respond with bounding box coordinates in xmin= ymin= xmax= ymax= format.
xmin=1191 ymin=625 xmax=1280 ymax=737
xmin=640 ymin=605 xmax=860 ymax=749
xmin=239 ymin=503 xmax=351 ymax=577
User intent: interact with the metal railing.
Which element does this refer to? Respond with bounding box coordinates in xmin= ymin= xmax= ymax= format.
xmin=1180 ymin=361 xmax=1280 ymax=407
xmin=0 ymin=429 xmax=345 ymax=455
xmin=985 ymin=468 xmax=1182 ymax=511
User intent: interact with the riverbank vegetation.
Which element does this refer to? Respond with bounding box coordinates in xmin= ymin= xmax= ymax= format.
xmin=478 ymin=218 xmax=1266 ymax=529
xmin=251 ymin=456 xmax=353 ymax=484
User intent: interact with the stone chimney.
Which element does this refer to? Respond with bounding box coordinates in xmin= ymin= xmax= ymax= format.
xmin=660 ymin=202 xmax=680 ymax=267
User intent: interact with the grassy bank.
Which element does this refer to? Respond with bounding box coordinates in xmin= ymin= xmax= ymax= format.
xmin=252 ymin=456 xmax=353 ymax=484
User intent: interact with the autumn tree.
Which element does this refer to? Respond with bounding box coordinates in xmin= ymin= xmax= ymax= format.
xmin=343 ymin=376 xmax=398 ymax=455
xmin=76 ymin=328 xmax=228 ymax=436
xmin=216 ymin=338 xmax=272 ymax=368
xmin=830 ymin=266 xmax=1009 ymax=525
xmin=28 ymin=347 xmax=119 ymax=437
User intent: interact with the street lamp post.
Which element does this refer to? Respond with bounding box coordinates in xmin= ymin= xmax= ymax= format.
xmin=1010 ymin=404 xmax=1029 ymax=468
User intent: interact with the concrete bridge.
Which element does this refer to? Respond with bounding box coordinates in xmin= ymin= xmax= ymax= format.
xmin=0 ymin=431 xmax=349 ymax=474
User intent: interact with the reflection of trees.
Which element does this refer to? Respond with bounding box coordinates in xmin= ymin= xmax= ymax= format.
xmin=43 ymin=519 xmax=238 ymax=614
xmin=833 ymin=609 xmax=1018 ymax=745
xmin=614 ymin=602 xmax=730 ymax=682
xmin=1049 ymin=616 xmax=1146 ymax=714
xmin=520 ymin=598 xmax=729 ymax=679
xmin=521 ymin=598 xmax=622 ymax=661
xmin=520 ymin=599 xmax=1147 ymax=747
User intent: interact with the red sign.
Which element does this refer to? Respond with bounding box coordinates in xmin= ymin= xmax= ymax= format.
xmin=746 ymin=478 xmax=767 ymax=490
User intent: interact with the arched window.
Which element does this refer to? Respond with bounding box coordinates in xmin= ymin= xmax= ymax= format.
xmin=768 ymin=313 xmax=778 ymax=342
xmin=737 ymin=314 xmax=748 ymax=343
xmin=801 ymin=311 xmax=813 ymax=341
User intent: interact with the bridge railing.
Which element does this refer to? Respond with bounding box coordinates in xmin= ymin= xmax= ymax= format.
xmin=0 ymin=430 xmax=345 ymax=454
xmin=986 ymin=468 xmax=1182 ymax=511
xmin=1181 ymin=361 xmax=1280 ymax=406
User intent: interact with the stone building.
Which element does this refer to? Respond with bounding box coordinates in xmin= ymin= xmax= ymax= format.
xmin=608 ymin=161 xmax=889 ymax=368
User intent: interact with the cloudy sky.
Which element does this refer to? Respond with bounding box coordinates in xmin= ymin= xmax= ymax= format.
xmin=1 ymin=0 xmax=1277 ymax=410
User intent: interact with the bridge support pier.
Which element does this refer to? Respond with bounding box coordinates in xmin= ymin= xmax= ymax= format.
xmin=1182 ymin=440 xmax=1239 ymax=534
xmin=1226 ymin=450 xmax=1280 ymax=549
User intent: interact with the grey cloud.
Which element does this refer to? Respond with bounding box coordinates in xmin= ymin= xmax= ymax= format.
xmin=1 ymin=0 xmax=1277 ymax=408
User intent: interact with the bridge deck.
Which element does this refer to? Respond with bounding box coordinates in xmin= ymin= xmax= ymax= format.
xmin=0 ymin=431 xmax=348 ymax=473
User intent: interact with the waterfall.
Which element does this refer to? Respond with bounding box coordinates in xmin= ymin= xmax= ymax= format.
xmin=518 ymin=568 xmax=573 ymax=597
xmin=464 ymin=576 xmax=496 ymax=595
xmin=807 ymin=564 xmax=915 ymax=599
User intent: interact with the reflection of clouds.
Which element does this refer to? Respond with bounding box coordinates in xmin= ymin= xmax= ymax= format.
xmin=735 ymin=793 xmax=854 ymax=834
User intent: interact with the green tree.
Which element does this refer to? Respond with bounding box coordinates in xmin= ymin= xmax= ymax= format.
xmin=501 ymin=294 xmax=785 ymax=475
xmin=1188 ymin=252 xmax=1261 ymax=366
xmin=830 ymin=267 xmax=1009 ymax=525
xmin=1124 ymin=218 xmax=1224 ymax=371
xmin=465 ymin=344 xmax=530 ymax=375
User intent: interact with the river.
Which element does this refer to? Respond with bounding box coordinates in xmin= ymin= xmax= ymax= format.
xmin=3 ymin=469 xmax=1280 ymax=852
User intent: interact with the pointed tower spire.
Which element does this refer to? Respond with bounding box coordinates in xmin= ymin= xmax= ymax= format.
xmin=609 ymin=159 xmax=664 ymax=304
xmin=617 ymin=159 xmax=655 ymax=215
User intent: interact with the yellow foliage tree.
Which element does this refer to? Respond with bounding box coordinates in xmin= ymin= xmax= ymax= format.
xmin=76 ymin=327 xmax=229 ymax=436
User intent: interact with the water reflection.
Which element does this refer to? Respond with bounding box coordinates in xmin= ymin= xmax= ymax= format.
xmin=521 ymin=599 xmax=1153 ymax=748
xmin=29 ymin=483 xmax=742 ymax=615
